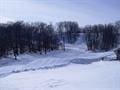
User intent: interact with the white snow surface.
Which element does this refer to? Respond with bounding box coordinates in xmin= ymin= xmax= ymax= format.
xmin=0 ymin=44 xmax=119 ymax=90
xmin=0 ymin=61 xmax=120 ymax=90
xmin=0 ymin=44 xmax=116 ymax=76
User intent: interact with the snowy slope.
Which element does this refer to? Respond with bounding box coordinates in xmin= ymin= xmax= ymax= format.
xmin=0 ymin=44 xmax=119 ymax=90
xmin=75 ymin=33 xmax=86 ymax=44
xmin=0 ymin=61 xmax=120 ymax=90
xmin=0 ymin=44 xmax=116 ymax=77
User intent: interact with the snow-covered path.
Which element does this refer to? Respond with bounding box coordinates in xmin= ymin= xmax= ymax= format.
xmin=0 ymin=44 xmax=116 ymax=77
xmin=0 ymin=61 xmax=120 ymax=90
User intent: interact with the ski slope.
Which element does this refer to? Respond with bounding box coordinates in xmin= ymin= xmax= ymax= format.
xmin=0 ymin=44 xmax=116 ymax=77
xmin=0 ymin=44 xmax=119 ymax=90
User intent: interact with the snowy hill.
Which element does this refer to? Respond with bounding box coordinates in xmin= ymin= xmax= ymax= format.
xmin=0 ymin=44 xmax=119 ymax=90
xmin=0 ymin=44 xmax=116 ymax=76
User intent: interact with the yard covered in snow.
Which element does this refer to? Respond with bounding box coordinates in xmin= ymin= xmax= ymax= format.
xmin=0 ymin=44 xmax=119 ymax=90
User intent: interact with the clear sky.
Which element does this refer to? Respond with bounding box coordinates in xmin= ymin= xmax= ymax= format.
xmin=0 ymin=0 xmax=120 ymax=26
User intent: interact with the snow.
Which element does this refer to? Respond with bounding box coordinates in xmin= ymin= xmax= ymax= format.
xmin=0 ymin=44 xmax=116 ymax=76
xmin=0 ymin=61 xmax=120 ymax=90
xmin=75 ymin=33 xmax=86 ymax=44
xmin=0 ymin=44 xmax=119 ymax=90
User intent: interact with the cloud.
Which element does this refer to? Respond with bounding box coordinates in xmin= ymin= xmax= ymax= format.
xmin=0 ymin=0 xmax=120 ymax=26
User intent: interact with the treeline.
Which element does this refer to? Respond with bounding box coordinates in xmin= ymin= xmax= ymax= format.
xmin=0 ymin=21 xmax=120 ymax=59
xmin=84 ymin=24 xmax=119 ymax=51
xmin=0 ymin=21 xmax=79 ymax=59
xmin=0 ymin=21 xmax=59 ymax=59
xmin=57 ymin=22 xmax=80 ymax=43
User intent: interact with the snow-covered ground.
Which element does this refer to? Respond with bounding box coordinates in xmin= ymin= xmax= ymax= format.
xmin=0 ymin=44 xmax=119 ymax=90
xmin=0 ymin=44 xmax=116 ymax=76
xmin=0 ymin=61 xmax=120 ymax=90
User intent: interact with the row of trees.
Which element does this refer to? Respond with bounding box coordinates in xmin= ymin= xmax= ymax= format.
xmin=57 ymin=21 xmax=80 ymax=43
xmin=84 ymin=23 xmax=120 ymax=51
xmin=0 ymin=21 xmax=60 ymax=59
xmin=0 ymin=20 xmax=120 ymax=59
xmin=0 ymin=21 xmax=80 ymax=59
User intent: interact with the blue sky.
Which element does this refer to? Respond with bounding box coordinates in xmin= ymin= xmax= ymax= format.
xmin=0 ymin=0 xmax=120 ymax=26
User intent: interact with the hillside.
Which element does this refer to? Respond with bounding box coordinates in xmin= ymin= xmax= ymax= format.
xmin=0 ymin=44 xmax=119 ymax=90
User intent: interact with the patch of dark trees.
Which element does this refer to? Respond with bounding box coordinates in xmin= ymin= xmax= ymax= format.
xmin=84 ymin=24 xmax=119 ymax=51
xmin=0 ymin=21 xmax=120 ymax=60
xmin=0 ymin=21 xmax=79 ymax=59
xmin=57 ymin=21 xmax=80 ymax=43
